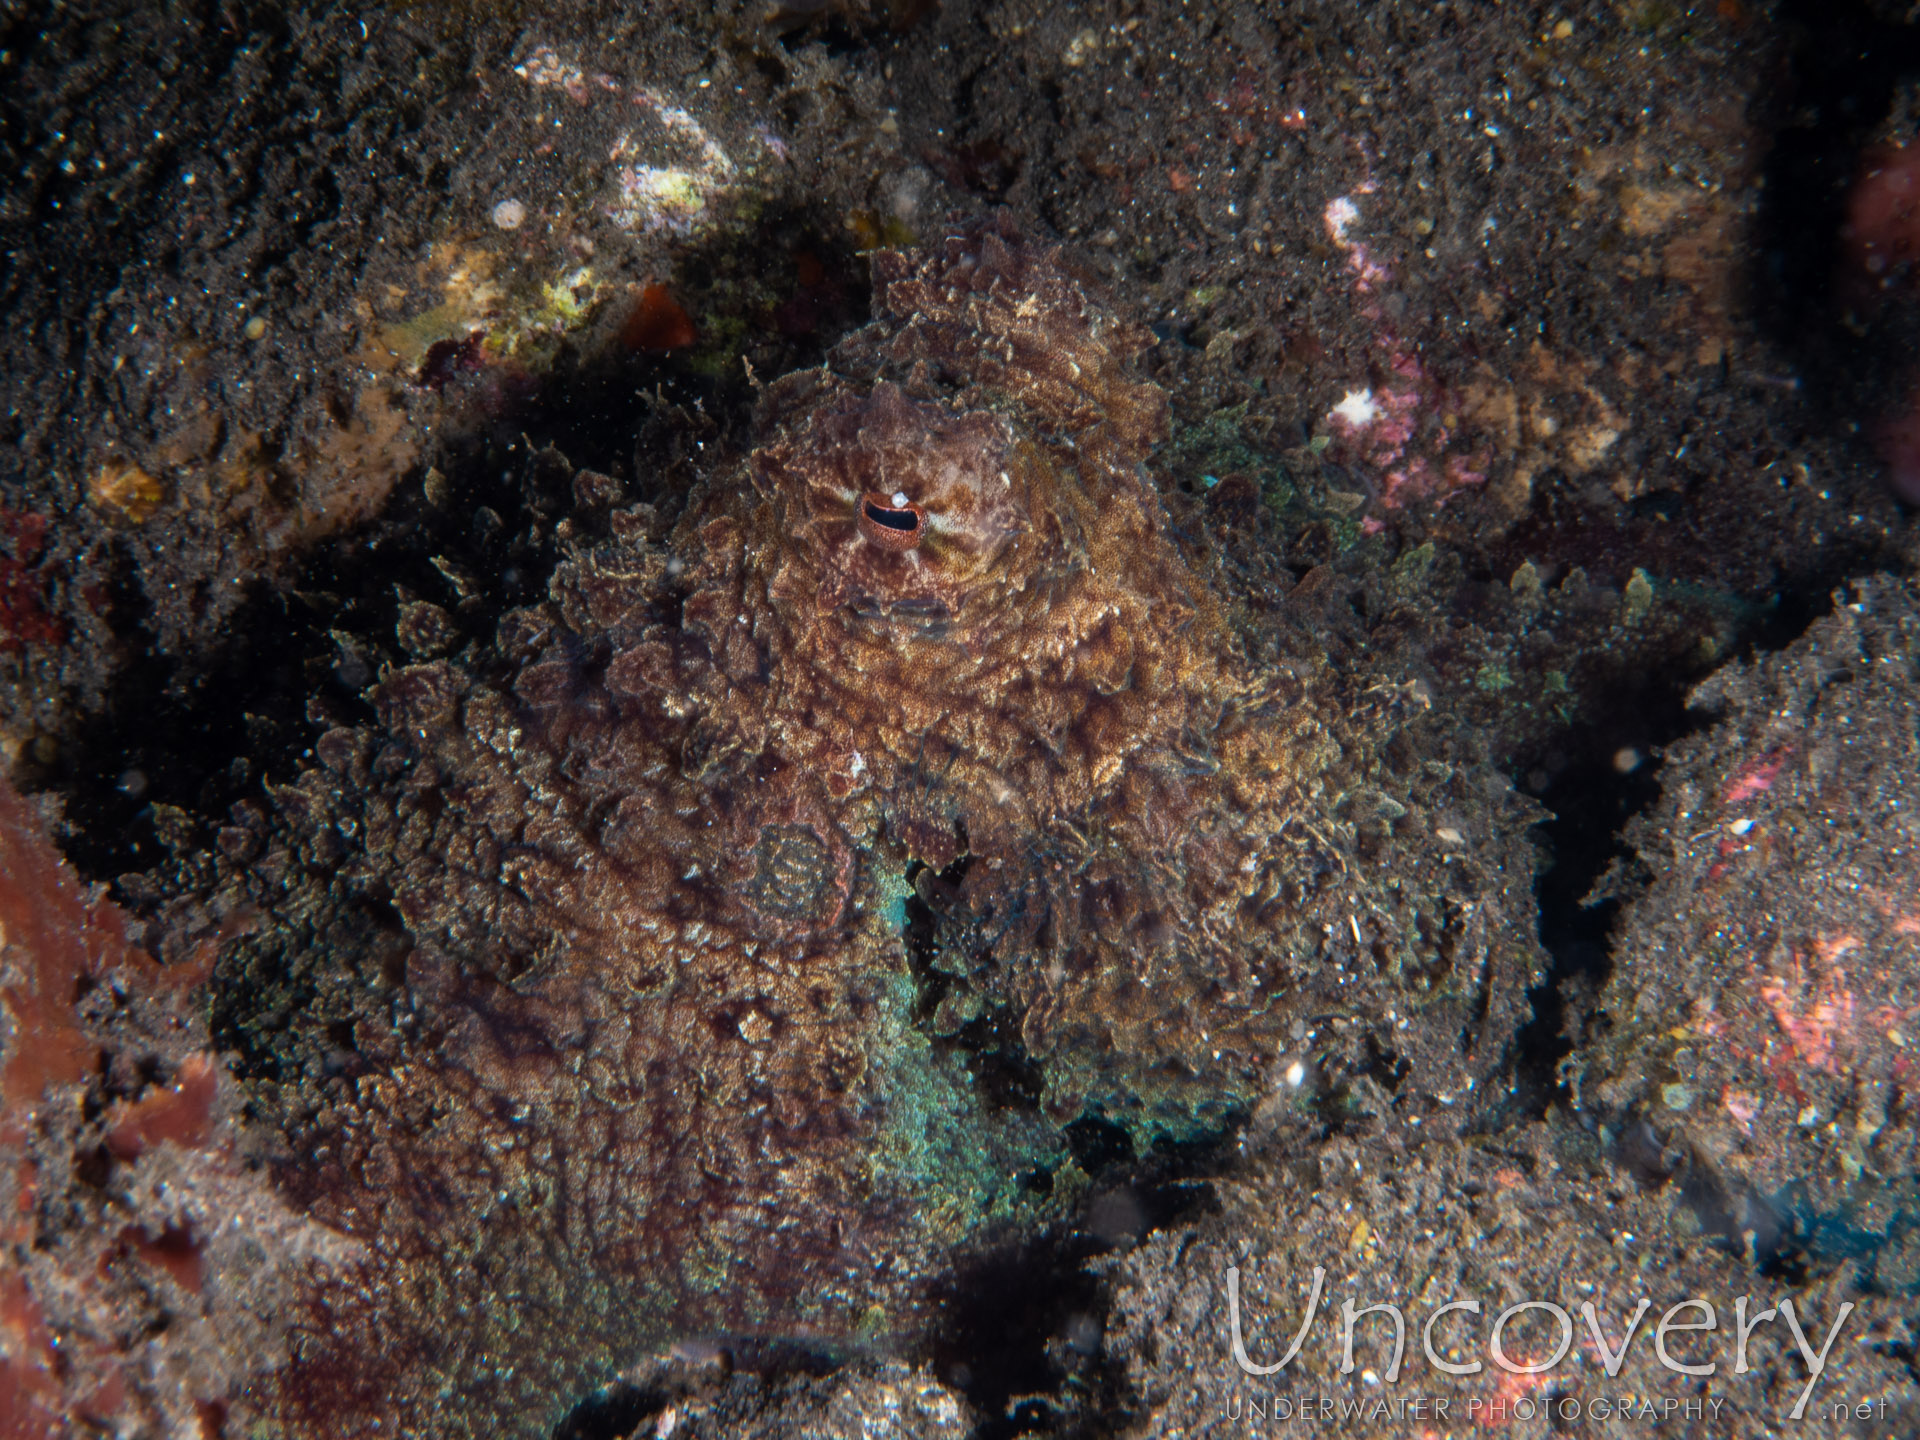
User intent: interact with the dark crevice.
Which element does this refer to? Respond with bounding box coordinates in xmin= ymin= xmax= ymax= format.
xmin=1509 ymin=569 xmax=1855 ymax=1118
xmin=927 ymin=1165 xmax=1219 ymax=1440
xmin=1508 ymin=720 xmax=1678 ymax=1116
xmin=930 ymin=1238 xmax=1112 ymax=1439
xmin=1750 ymin=0 xmax=1920 ymax=426
xmin=545 ymin=1342 xmax=841 ymax=1440
xmin=1061 ymin=1112 xmax=1135 ymax=1175
xmin=549 ymin=1385 xmax=670 ymax=1440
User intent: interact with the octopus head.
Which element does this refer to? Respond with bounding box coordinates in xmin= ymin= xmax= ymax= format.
xmin=755 ymin=381 xmax=1037 ymax=626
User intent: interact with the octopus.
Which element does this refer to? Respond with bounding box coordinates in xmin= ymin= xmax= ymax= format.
xmin=215 ymin=216 xmax=1543 ymax=1437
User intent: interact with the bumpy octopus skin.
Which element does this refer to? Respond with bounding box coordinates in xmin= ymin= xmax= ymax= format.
xmin=244 ymin=218 xmax=1541 ymax=1438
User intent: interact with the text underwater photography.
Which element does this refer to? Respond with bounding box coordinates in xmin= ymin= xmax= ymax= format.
xmin=1216 ymin=1264 xmax=1897 ymax=1431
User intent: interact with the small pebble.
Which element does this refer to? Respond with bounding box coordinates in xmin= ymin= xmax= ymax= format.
xmin=244 ymin=315 xmax=267 ymax=341
xmin=491 ymin=198 xmax=527 ymax=230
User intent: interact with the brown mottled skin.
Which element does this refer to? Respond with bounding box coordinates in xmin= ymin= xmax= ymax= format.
xmin=225 ymin=218 xmax=1542 ymax=1438
xmin=541 ymin=221 xmax=1318 ymax=1125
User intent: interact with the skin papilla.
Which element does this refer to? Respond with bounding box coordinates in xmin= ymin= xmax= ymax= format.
xmin=223 ymin=217 xmax=1545 ymax=1437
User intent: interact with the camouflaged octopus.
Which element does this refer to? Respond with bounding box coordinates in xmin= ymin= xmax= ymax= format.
xmin=248 ymin=217 xmax=1541 ymax=1438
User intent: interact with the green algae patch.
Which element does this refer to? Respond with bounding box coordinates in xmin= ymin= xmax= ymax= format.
xmin=866 ymin=969 xmax=1065 ymax=1247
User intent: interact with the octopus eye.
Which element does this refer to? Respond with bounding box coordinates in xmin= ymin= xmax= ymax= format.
xmin=859 ymin=492 xmax=927 ymax=551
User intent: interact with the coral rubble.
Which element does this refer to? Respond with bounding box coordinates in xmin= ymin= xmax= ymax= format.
xmin=0 ymin=777 xmax=345 ymax=1440
xmin=184 ymin=218 xmax=1547 ymax=1437
xmin=1581 ymin=576 xmax=1920 ymax=1279
xmin=1101 ymin=1117 xmax=1919 ymax=1438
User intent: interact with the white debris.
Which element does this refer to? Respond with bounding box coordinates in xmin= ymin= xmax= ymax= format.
xmin=1331 ymin=388 xmax=1378 ymax=428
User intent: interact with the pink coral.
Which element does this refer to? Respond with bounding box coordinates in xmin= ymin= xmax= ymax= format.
xmin=1719 ymin=746 xmax=1790 ymax=808
xmin=1318 ymin=198 xmax=1487 ymax=509
xmin=1759 ymin=953 xmax=1858 ymax=1078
